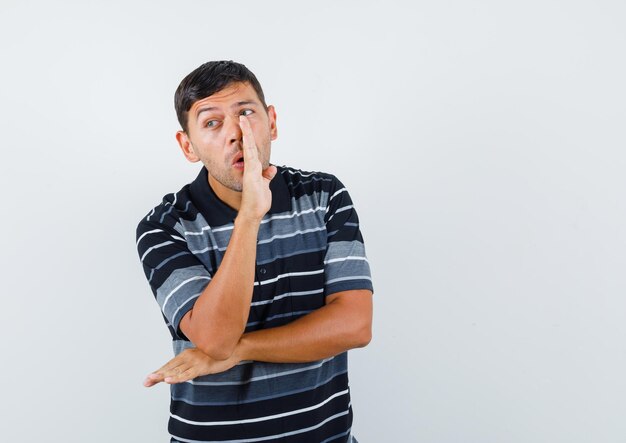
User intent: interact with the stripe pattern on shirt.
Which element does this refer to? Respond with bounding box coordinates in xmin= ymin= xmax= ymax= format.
xmin=136 ymin=166 xmax=373 ymax=442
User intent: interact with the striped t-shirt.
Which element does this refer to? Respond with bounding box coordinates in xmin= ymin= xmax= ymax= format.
xmin=136 ymin=165 xmax=373 ymax=443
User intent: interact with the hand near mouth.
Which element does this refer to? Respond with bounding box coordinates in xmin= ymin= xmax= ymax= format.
xmin=237 ymin=115 xmax=277 ymax=223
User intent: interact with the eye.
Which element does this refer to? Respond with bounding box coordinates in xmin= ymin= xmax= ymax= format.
xmin=206 ymin=120 xmax=219 ymax=128
xmin=240 ymin=109 xmax=254 ymax=117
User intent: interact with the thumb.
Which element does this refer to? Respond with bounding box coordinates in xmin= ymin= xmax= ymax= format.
xmin=262 ymin=165 xmax=278 ymax=181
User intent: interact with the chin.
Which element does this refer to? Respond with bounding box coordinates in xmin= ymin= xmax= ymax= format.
xmin=228 ymin=181 xmax=243 ymax=192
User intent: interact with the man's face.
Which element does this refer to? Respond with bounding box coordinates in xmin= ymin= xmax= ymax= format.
xmin=177 ymin=81 xmax=277 ymax=195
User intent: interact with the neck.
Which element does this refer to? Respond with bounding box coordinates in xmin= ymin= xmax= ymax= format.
xmin=208 ymin=174 xmax=242 ymax=211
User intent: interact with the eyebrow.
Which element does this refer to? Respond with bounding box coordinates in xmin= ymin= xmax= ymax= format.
xmin=196 ymin=100 xmax=258 ymax=121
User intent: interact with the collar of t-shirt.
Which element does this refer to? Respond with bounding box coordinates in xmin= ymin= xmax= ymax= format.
xmin=189 ymin=166 xmax=292 ymax=226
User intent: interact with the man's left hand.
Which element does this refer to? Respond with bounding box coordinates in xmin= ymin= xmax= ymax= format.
xmin=143 ymin=347 xmax=239 ymax=387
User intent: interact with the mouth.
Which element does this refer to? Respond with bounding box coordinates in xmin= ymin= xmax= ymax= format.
xmin=232 ymin=153 xmax=245 ymax=168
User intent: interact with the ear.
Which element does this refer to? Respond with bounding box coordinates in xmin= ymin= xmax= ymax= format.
xmin=267 ymin=105 xmax=278 ymax=141
xmin=176 ymin=131 xmax=200 ymax=163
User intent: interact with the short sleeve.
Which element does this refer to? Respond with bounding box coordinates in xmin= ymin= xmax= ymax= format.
xmin=323 ymin=177 xmax=374 ymax=296
xmin=136 ymin=219 xmax=212 ymax=337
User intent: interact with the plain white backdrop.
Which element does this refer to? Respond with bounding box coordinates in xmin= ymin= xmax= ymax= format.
xmin=1 ymin=1 xmax=625 ymax=441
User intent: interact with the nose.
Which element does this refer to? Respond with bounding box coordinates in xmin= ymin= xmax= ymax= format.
xmin=225 ymin=115 xmax=243 ymax=147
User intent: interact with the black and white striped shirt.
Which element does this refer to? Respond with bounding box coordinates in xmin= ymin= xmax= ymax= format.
xmin=136 ymin=165 xmax=373 ymax=442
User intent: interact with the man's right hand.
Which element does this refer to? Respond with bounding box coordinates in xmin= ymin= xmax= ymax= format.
xmin=238 ymin=115 xmax=277 ymax=223
xmin=178 ymin=116 xmax=276 ymax=359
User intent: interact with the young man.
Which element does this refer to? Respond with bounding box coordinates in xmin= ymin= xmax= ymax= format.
xmin=136 ymin=61 xmax=373 ymax=443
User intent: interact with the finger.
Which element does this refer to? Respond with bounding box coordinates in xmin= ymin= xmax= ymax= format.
xmin=239 ymin=116 xmax=260 ymax=162
xmin=152 ymin=364 xmax=179 ymax=378
xmin=157 ymin=363 xmax=188 ymax=380
xmin=165 ymin=367 xmax=197 ymax=384
xmin=262 ymin=165 xmax=277 ymax=181
xmin=144 ymin=372 xmax=164 ymax=387
xmin=145 ymin=348 xmax=198 ymax=387
xmin=153 ymin=359 xmax=176 ymax=374
xmin=153 ymin=350 xmax=191 ymax=375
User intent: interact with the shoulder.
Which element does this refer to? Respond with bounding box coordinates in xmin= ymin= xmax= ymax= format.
xmin=136 ymin=182 xmax=199 ymax=240
xmin=277 ymin=165 xmax=343 ymax=198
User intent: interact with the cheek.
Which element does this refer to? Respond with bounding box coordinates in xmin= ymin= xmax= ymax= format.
xmin=199 ymin=131 xmax=221 ymax=144
xmin=254 ymin=123 xmax=272 ymax=143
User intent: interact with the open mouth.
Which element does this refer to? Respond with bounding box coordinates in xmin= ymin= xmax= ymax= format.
xmin=233 ymin=153 xmax=245 ymax=166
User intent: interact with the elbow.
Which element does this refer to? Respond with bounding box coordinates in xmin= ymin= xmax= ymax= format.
xmin=195 ymin=333 xmax=240 ymax=361
xmin=196 ymin=340 xmax=236 ymax=361
xmin=183 ymin=312 xmax=242 ymax=360
xmin=357 ymin=327 xmax=372 ymax=348
xmin=351 ymin=322 xmax=372 ymax=349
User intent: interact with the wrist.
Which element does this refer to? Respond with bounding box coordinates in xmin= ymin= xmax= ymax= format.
xmin=234 ymin=212 xmax=263 ymax=227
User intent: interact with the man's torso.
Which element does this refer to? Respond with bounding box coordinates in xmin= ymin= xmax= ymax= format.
xmin=137 ymin=166 xmax=372 ymax=442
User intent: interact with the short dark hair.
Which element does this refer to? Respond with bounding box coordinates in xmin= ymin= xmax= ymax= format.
xmin=174 ymin=60 xmax=267 ymax=132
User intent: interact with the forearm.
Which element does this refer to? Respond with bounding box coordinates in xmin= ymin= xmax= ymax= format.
xmin=146 ymin=290 xmax=373 ymax=387
xmin=181 ymin=215 xmax=260 ymax=359
xmin=236 ymin=290 xmax=373 ymax=363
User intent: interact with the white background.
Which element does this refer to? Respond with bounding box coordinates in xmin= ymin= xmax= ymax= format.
xmin=1 ymin=1 xmax=625 ymax=442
